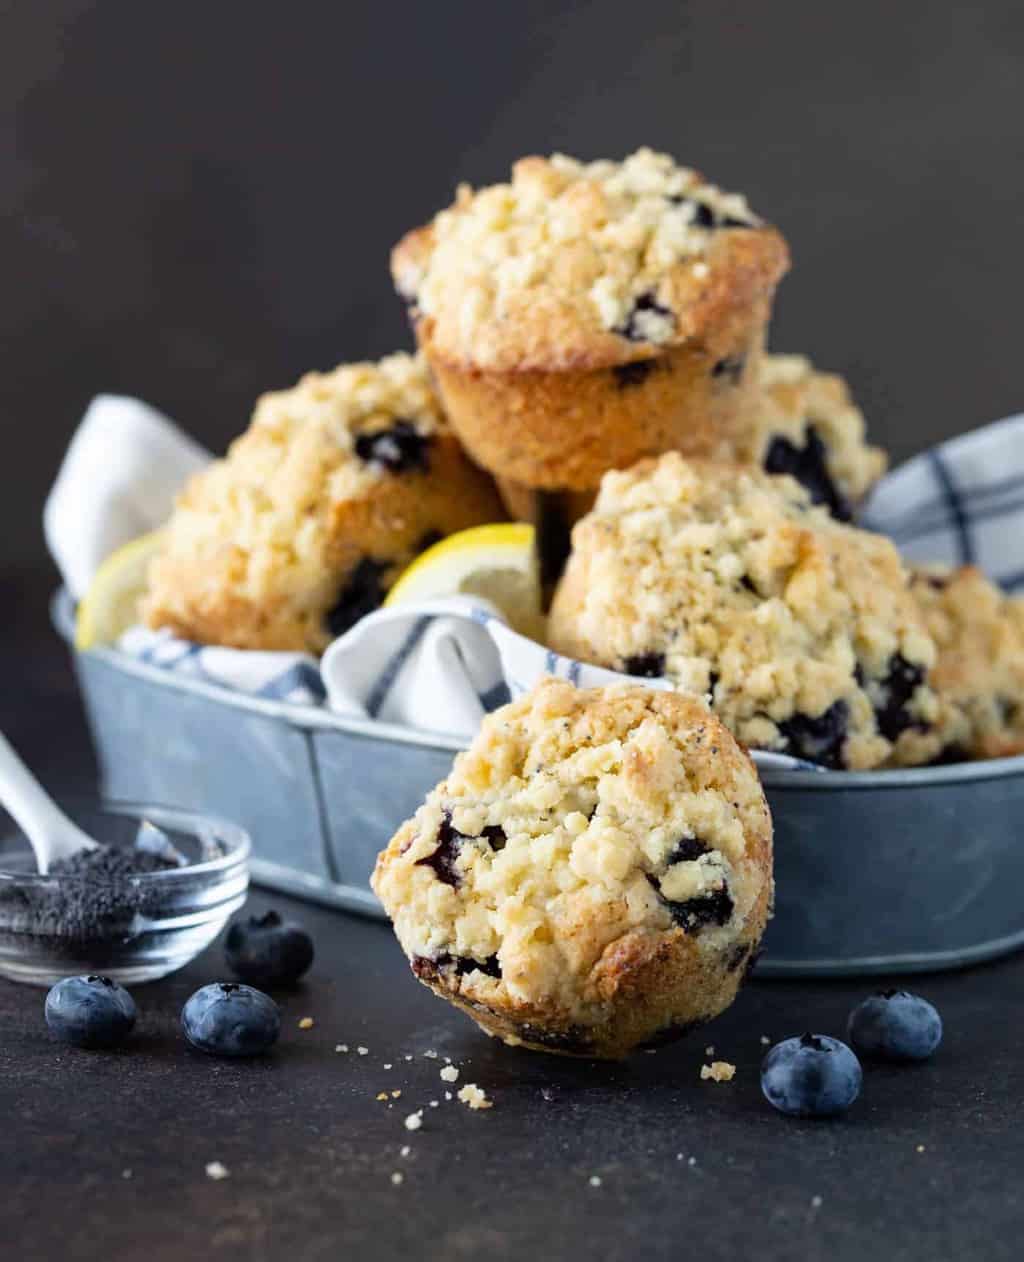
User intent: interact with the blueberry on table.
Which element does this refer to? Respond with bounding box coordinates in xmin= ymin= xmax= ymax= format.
xmin=847 ymin=990 xmax=943 ymax=1062
xmin=181 ymin=983 xmax=281 ymax=1057
xmin=45 ymin=975 xmax=137 ymax=1049
xmin=761 ymin=1033 xmax=862 ymax=1117
xmin=225 ymin=910 xmax=314 ymax=987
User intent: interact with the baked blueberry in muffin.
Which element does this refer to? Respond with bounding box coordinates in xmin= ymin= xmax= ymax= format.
xmin=752 ymin=355 xmax=886 ymax=522
xmin=143 ymin=352 xmax=504 ymax=651
xmin=548 ymin=454 xmax=941 ymax=770
xmin=372 ymin=677 xmax=773 ymax=1059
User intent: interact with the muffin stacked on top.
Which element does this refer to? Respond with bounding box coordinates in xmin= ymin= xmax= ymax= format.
xmin=393 ymin=148 xmax=789 ymax=572
xmin=143 ymin=352 xmax=503 ymax=652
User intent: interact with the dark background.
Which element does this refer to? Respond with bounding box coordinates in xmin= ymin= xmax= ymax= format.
xmin=3 ymin=0 xmax=1024 ymax=614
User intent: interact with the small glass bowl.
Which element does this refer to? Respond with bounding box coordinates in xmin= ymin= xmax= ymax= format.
xmin=0 ymin=800 xmax=250 ymax=986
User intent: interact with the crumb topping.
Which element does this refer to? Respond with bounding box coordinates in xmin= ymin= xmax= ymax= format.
xmin=549 ymin=454 xmax=938 ymax=770
xmin=700 ymin=1060 xmax=736 ymax=1082
xmin=394 ymin=148 xmax=786 ymax=370
xmin=905 ymin=565 xmax=1024 ymax=760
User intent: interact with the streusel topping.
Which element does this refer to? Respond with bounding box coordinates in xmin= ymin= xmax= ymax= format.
xmin=548 ymin=455 xmax=939 ymax=770
xmin=393 ymin=148 xmax=787 ymax=371
xmin=906 ymin=566 xmax=1024 ymax=761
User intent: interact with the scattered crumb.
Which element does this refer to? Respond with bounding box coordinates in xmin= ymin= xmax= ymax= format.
xmin=705 ymin=1046 xmax=715 ymax=1056
xmin=383 ymin=1063 xmax=393 ymax=1070
xmin=404 ymin=1055 xmax=413 ymax=1062
xmin=916 ymin=1144 xmax=926 ymax=1153
xmin=335 ymin=1044 xmax=348 ymax=1054
xmin=588 ymin=1175 xmax=602 ymax=1188
xmin=444 ymin=1092 xmax=453 ymax=1101
xmin=376 ymin=1093 xmax=389 ymax=1102
xmin=390 ymin=1172 xmax=404 ymax=1186
xmin=428 ymin=1100 xmax=439 ymax=1108
xmin=443 ymin=1056 xmax=452 ymax=1064
xmin=423 ymin=1049 xmax=438 ymax=1059
xmin=760 ymin=1035 xmax=771 ymax=1046
xmin=400 ymin=1145 xmax=411 ymax=1158
xmin=391 ymin=1091 xmax=401 ymax=1099
xmin=676 ymin=1153 xmax=684 ymax=1161
xmin=457 ymin=1083 xmax=493 ymax=1111
xmin=122 ymin=1169 xmax=132 ymax=1180
xmin=357 ymin=1046 xmax=369 ymax=1056
xmin=404 ymin=1112 xmax=423 ymax=1132
xmin=811 ymin=1195 xmax=823 ymax=1209
xmin=205 ymin=1161 xmax=230 ymax=1181
xmin=688 ymin=1157 xmax=697 ymax=1167
xmin=701 ymin=1061 xmax=736 ymax=1083
xmin=540 ymin=1087 xmax=557 ymax=1103
xmin=440 ymin=1065 xmax=459 ymax=1083
xmin=298 ymin=1017 xmax=314 ymax=1030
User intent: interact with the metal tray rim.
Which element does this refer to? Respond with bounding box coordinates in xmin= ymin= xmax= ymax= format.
xmin=52 ymin=588 xmax=1024 ymax=789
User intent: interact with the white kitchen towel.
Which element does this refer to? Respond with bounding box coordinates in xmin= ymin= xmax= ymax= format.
xmin=44 ymin=394 xmax=211 ymax=599
xmin=47 ymin=395 xmax=1024 ymax=749
xmin=861 ymin=412 xmax=1024 ymax=590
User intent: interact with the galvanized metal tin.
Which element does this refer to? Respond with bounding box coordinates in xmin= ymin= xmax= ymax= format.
xmin=54 ymin=592 xmax=1024 ymax=977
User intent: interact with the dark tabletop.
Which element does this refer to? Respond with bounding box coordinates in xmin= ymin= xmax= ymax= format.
xmin=1 ymin=583 xmax=1022 ymax=1262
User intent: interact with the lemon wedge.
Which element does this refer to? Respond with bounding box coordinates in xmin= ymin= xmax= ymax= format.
xmin=385 ymin=523 xmax=544 ymax=640
xmin=75 ymin=530 xmax=165 ymax=650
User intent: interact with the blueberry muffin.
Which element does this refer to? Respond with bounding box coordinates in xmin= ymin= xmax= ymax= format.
xmin=749 ymin=355 xmax=886 ymax=521
xmin=372 ymin=677 xmax=773 ymax=1060
xmin=901 ymin=566 xmax=1024 ymax=763
xmin=392 ymin=148 xmax=789 ymax=580
xmin=548 ymin=454 xmax=940 ymax=771
xmin=142 ymin=353 xmax=504 ymax=652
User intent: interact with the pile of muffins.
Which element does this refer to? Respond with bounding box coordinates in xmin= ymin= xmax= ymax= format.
xmin=140 ymin=147 xmax=1024 ymax=1059
xmin=144 ymin=146 xmax=1024 ymax=771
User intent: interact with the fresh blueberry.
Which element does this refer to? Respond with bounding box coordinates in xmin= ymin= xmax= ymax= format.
xmin=225 ymin=910 xmax=314 ymax=987
xmin=45 ymin=975 xmax=137 ymax=1049
xmin=761 ymin=1033 xmax=862 ymax=1117
xmin=181 ymin=982 xmax=281 ymax=1057
xmin=847 ymin=990 xmax=943 ymax=1062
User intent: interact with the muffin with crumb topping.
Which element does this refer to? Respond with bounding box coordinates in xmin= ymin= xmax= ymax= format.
xmin=900 ymin=565 xmax=1024 ymax=763
xmin=372 ymin=677 xmax=773 ymax=1059
xmin=392 ymin=147 xmax=789 ymax=580
xmin=142 ymin=352 xmax=504 ymax=652
xmin=549 ymin=454 xmax=941 ymax=771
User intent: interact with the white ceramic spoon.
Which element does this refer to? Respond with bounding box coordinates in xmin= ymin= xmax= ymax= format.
xmin=0 ymin=730 xmax=99 ymax=874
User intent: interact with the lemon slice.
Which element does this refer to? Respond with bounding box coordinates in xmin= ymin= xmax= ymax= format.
xmin=385 ymin=523 xmax=544 ymax=639
xmin=75 ymin=530 xmax=165 ymax=650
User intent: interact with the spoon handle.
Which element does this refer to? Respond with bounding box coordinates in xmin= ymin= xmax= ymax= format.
xmin=0 ymin=730 xmax=95 ymax=873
